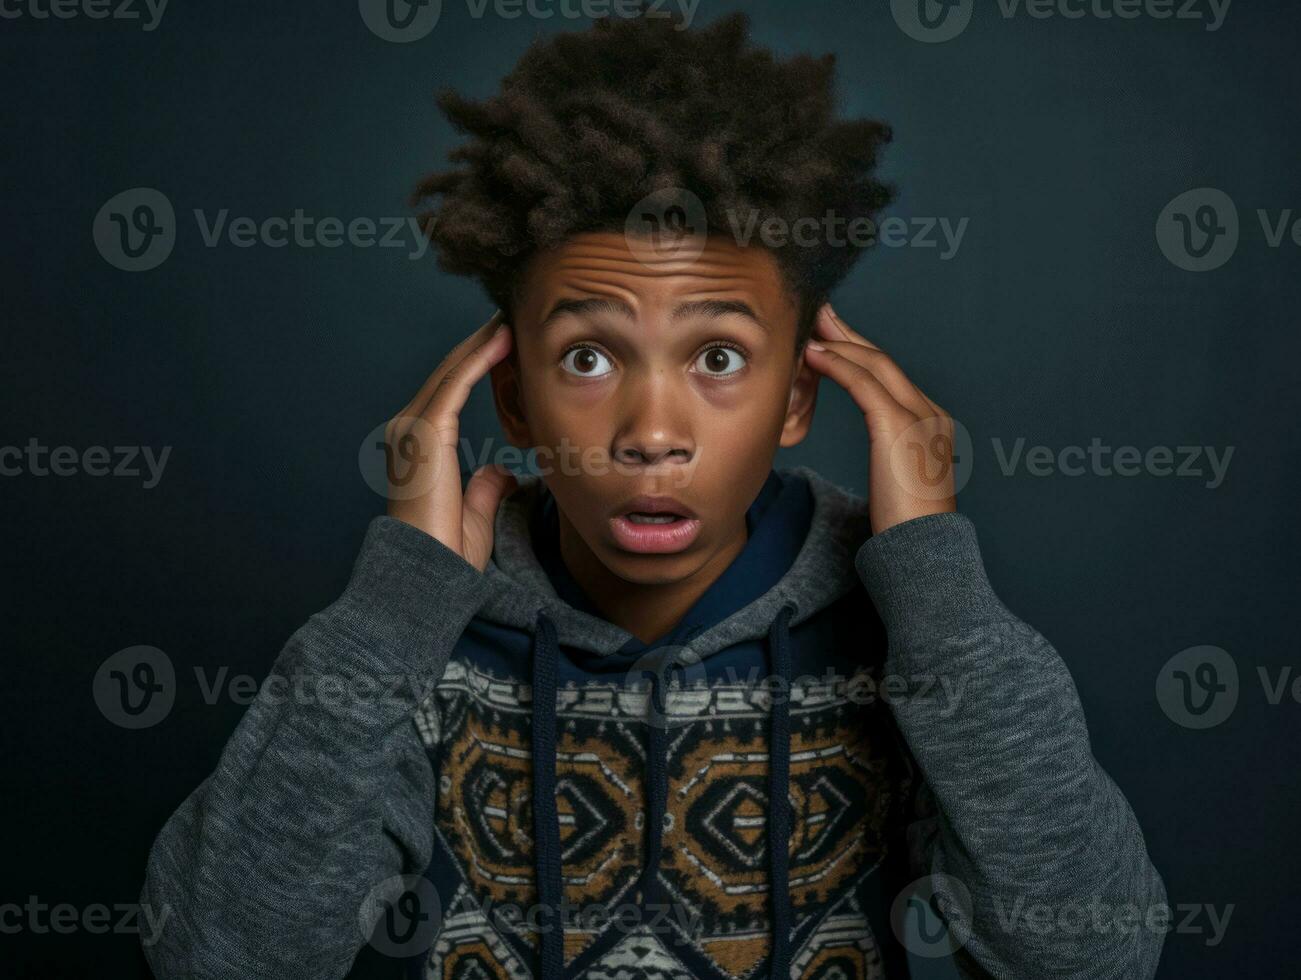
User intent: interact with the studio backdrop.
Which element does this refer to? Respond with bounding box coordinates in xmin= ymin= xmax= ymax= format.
xmin=3 ymin=1 xmax=1297 ymax=978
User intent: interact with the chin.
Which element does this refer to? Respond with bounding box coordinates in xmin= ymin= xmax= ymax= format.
xmin=595 ymin=537 xmax=708 ymax=585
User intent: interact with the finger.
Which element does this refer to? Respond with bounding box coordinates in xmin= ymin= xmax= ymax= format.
xmin=808 ymin=338 xmax=935 ymax=419
xmin=803 ymin=341 xmax=907 ymax=423
xmin=397 ymin=310 xmax=506 ymax=424
xmin=814 ymin=304 xmax=883 ymax=352
xmin=404 ymin=321 xmax=512 ymax=448
xmin=406 ymin=322 xmax=513 ymax=551
xmin=916 ymin=389 xmax=947 ymax=419
xmin=819 ymin=307 xmax=947 ymax=416
xmin=463 ymin=463 xmax=519 ymax=534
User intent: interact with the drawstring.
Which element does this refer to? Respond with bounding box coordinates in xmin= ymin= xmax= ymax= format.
xmin=641 ymin=651 xmax=670 ymax=909
xmin=767 ymin=601 xmax=796 ymax=980
xmin=529 ymin=602 xmax=797 ymax=980
xmin=531 ymin=611 xmax=564 ymax=980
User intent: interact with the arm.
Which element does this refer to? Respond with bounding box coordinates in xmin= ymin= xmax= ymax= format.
xmin=141 ymin=311 xmax=520 ymax=978
xmin=804 ymin=304 xmax=1165 ymax=977
xmin=856 ymin=512 xmax=1167 ymax=979
xmin=140 ymin=516 xmax=491 ymax=979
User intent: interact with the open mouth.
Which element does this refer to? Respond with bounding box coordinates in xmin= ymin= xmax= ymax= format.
xmin=625 ymin=512 xmax=686 ymax=525
xmin=609 ymin=510 xmax=702 ymax=553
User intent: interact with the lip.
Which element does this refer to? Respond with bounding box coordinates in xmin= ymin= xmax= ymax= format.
xmin=609 ymin=514 xmax=702 ymax=554
xmin=612 ymin=494 xmax=699 ymax=520
xmin=608 ymin=494 xmax=702 ymax=554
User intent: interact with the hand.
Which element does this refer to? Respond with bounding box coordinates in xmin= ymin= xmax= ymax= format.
xmin=384 ymin=311 xmax=518 ymax=571
xmin=802 ymin=304 xmax=958 ymax=535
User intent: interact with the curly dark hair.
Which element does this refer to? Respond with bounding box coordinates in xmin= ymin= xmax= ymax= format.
xmin=409 ymin=8 xmax=895 ymax=349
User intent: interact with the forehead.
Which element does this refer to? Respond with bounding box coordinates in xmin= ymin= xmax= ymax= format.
xmin=515 ymin=231 xmax=797 ymax=325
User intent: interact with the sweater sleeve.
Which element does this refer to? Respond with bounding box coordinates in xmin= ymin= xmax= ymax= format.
xmin=139 ymin=516 xmax=492 ymax=980
xmin=854 ymin=512 xmax=1167 ymax=980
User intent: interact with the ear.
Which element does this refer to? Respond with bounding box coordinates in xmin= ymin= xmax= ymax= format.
xmin=490 ymin=341 xmax=532 ymax=448
xmin=779 ymin=346 xmax=820 ymax=448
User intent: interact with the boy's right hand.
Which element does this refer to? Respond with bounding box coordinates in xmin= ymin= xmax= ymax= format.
xmin=384 ymin=311 xmax=518 ymax=572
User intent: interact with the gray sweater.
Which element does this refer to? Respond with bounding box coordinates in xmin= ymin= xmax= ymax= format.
xmin=140 ymin=467 xmax=1166 ymax=979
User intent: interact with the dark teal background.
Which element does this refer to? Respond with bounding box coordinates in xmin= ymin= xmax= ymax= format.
xmin=3 ymin=1 xmax=1297 ymax=977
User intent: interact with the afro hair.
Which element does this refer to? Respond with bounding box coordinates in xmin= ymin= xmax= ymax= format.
xmin=409 ymin=7 xmax=895 ymax=348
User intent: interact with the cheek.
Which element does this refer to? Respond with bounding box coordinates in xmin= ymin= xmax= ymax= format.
xmin=695 ymin=362 xmax=790 ymax=429
xmin=517 ymin=370 xmax=617 ymax=456
xmin=691 ymin=379 xmax=761 ymax=422
xmin=541 ymin=375 xmax=762 ymax=428
xmin=522 ymin=368 xmax=600 ymax=428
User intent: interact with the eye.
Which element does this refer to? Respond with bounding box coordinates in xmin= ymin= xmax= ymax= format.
xmin=560 ymin=345 xmax=615 ymax=378
xmin=693 ymin=344 xmax=748 ymax=377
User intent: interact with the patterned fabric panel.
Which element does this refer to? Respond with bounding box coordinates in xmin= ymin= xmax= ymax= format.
xmin=416 ymin=658 xmax=906 ymax=979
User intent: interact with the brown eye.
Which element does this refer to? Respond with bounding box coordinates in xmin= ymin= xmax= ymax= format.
xmin=560 ymin=345 xmax=614 ymax=377
xmin=694 ymin=346 xmax=746 ymax=377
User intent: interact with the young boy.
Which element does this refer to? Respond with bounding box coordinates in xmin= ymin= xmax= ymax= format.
xmin=141 ymin=11 xmax=1166 ymax=980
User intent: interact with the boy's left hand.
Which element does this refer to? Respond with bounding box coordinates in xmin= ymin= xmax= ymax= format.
xmin=802 ymin=304 xmax=958 ymax=535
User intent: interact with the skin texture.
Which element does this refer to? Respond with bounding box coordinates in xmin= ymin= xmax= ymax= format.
xmin=384 ymin=310 xmax=519 ymax=573
xmin=383 ymin=232 xmax=957 ymax=645
xmin=489 ymin=232 xmax=819 ymax=644
xmin=804 ymin=305 xmax=958 ymax=536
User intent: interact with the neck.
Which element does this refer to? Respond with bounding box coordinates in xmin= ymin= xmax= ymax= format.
xmin=556 ymin=508 xmax=748 ymax=645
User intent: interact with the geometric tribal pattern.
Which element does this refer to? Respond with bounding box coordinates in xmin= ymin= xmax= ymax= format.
xmin=789 ymin=891 xmax=887 ymax=980
xmin=423 ymin=884 xmax=531 ymax=980
xmin=416 ymin=657 xmax=907 ymax=979
xmin=574 ymin=927 xmax=697 ymax=980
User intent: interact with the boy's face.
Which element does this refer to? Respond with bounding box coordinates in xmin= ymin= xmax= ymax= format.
xmin=491 ymin=231 xmax=819 ymax=587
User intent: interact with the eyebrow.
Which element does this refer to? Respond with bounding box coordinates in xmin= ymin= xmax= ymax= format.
xmin=538 ymin=297 xmax=767 ymax=332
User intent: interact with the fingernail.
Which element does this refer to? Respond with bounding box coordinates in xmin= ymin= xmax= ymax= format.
xmin=807 ymin=340 xmax=826 ymax=351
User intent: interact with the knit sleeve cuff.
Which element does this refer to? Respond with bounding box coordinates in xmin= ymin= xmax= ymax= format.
xmin=325 ymin=515 xmax=493 ymax=673
xmin=854 ymin=512 xmax=1014 ymax=645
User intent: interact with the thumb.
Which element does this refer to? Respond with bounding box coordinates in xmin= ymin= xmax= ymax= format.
xmin=462 ymin=463 xmax=519 ymax=540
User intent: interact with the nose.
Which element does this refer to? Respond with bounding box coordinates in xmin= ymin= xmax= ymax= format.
xmin=611 ymin=373 xmax=695 ymax=471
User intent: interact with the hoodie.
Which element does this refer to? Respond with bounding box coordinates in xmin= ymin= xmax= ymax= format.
xmin=140 ymin=465 xmax=1167 ymax=980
